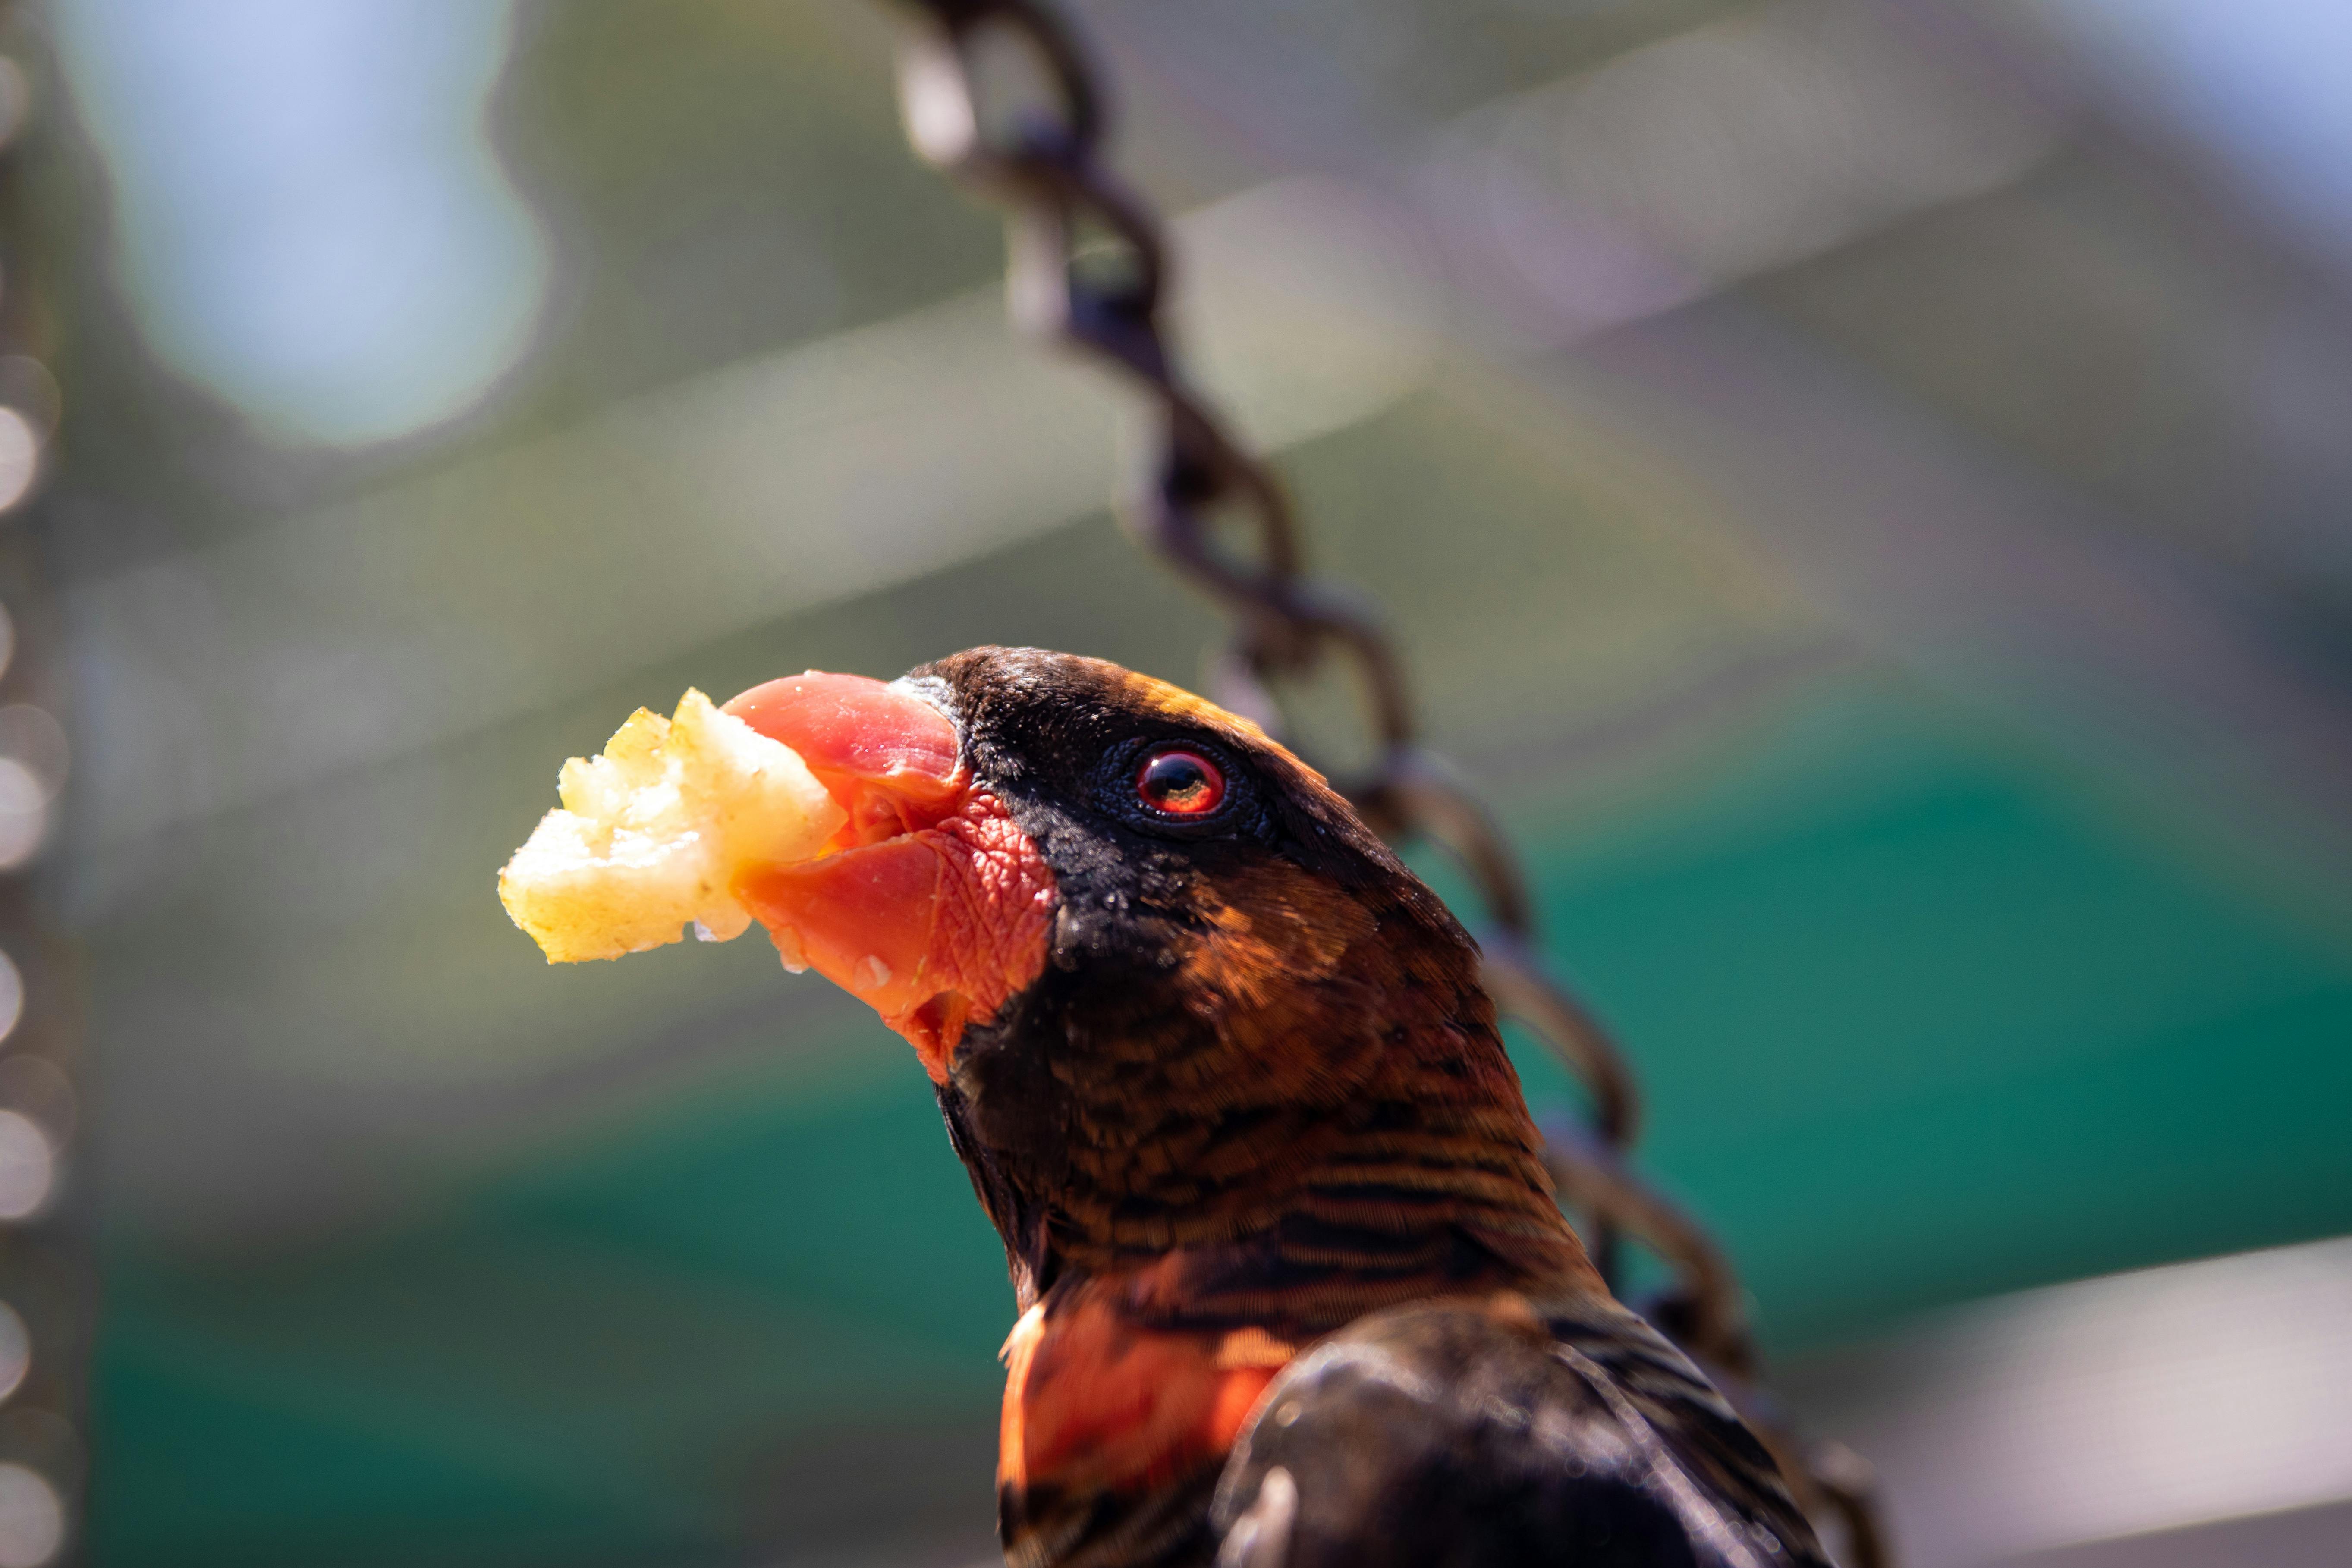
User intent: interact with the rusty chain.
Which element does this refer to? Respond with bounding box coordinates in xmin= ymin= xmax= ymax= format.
xmin=884 ymin=3 xmax=1888 ymax=1562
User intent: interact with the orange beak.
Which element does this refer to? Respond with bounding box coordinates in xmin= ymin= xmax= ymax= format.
xmin=723 ymin=673 xmax=1056 ymax=1080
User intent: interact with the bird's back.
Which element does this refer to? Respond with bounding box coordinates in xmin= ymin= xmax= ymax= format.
xmin=1210 ymin=1296 xmax=1829 ymax=1568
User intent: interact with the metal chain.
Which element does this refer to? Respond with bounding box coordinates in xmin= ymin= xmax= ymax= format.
xmin=884 ymin=3 xmax=1889 ymax=1562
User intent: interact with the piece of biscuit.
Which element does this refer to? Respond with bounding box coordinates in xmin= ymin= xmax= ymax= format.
xmin=498 ymin=689 xmax=847 ymax=962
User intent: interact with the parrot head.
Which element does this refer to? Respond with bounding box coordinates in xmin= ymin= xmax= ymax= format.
xmin=723 ymin=646 xmax=1589 ymax=1317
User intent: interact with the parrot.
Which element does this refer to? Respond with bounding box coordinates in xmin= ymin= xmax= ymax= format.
xmin=594 ymin=646 xmax=1830 ymax=1568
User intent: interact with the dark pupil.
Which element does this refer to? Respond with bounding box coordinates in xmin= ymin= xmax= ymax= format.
xmin=1141 ymin=753 xmax=1214 ymax=810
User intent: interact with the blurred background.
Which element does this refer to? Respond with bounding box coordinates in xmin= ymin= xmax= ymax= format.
xmin=0 ymin=0 xmax=2345 ymax=1563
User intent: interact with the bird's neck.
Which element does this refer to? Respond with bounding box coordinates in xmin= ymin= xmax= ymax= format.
xmin=946 ymin=885 xmax=1602 ymax=1331
xmin=949 ymin=1012 xmax=1601 ymax=1338
xmin=1056 ymin=1105 xmax=1601 ymax=1337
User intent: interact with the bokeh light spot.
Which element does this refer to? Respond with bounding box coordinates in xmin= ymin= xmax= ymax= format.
xmin=0 ymin=1304 xmax=28 ymax=1406
xmin=0 ymin=1114 xmax=52 ymax=1222
xmin=0 ymin=1465 xmax=61 ymax=1568
xmin=0 ymin=413 xmax=37 ymax=515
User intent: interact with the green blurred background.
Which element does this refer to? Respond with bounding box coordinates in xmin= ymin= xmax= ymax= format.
xmin=22 ymin=0 xmax=2352 ymax=1564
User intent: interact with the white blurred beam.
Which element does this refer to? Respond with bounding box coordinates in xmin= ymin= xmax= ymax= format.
xmin=65 ymin=178 xmax=1445 ymax=850
xmin=1784 ymin=1237 xmax=2352 ymax=1566
xmin=1418 ymin=0 xmax=2063 ymax=345
xmin=63 ymin=0 xmax=2063 ymax=861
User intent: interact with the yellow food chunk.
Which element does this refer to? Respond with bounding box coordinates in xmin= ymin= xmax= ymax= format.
xmin=498 ymin=689 xmax=846 ymax=962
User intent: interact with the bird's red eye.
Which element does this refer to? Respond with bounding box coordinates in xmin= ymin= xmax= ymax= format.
xmin=1136 ymin=748 xmax=1225 ymax=816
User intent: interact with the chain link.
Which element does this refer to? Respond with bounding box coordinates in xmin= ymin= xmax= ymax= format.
xmin=883 ymin=3 xmax=1890 ymax=1562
